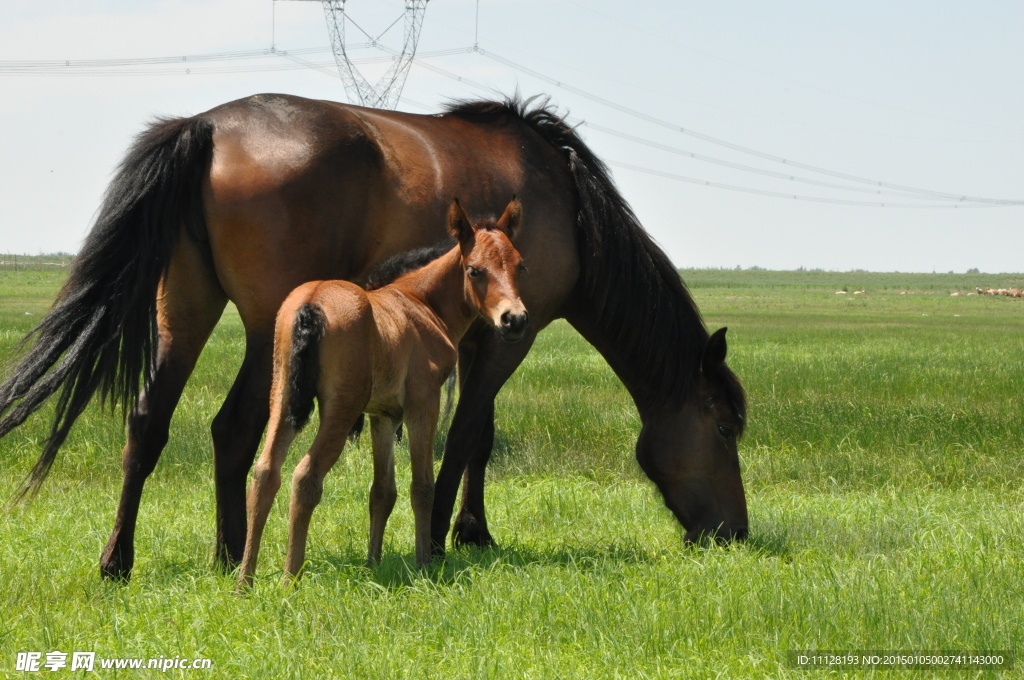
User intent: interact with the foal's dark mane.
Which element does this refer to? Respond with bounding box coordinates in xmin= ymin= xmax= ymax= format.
xmin=364 ymin=238 xmax=456 ymax=291
xmin=445 ymin=96 xmax=746 ymax=429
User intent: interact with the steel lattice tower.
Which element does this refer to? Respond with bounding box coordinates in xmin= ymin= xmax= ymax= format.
xmin=278 ymin=0 xmax=429 ymax=109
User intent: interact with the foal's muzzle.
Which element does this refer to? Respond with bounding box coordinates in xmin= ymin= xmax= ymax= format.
xmin=499 ymin=310 xmax=530 ymax=342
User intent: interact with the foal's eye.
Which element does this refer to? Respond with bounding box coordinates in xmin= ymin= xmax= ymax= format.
xmin=717 ymin=425 xmax=736 ymax=440
xmin=467 ymin=266 xmax=483 ymax=279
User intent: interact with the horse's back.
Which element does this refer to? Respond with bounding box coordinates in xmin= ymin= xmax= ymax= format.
xmin=199 ymin=94 xmax=579 ymax=333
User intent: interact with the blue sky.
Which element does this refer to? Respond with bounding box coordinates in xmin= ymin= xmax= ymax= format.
xmin=1 ymin=1 xmax=1022 ymax=272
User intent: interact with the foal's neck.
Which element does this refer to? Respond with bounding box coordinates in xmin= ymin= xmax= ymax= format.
xmin=395 ymin=247 xmax=476 ymax=344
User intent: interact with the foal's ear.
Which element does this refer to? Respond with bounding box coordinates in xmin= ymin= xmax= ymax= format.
xmin=447 ymin=198 xmax=474 ymax=246
xmin=701 ymin=327 xmax=729 ymax=377
xmin=493 ymin=195 xmax=522 ymax=239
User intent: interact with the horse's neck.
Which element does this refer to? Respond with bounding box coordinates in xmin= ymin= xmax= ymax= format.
xmin=564 ymin=307 xmax=677 ymax=421
xmin=393 ymin=248 xmax=475 ymax=344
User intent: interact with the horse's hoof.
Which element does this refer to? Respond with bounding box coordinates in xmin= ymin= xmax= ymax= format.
xmin=99 ymin=546 xmax=133 ymax=582
xmin=99 ymin=561 xmax=132 ymax=582
xmin=452 ymin=513 xmax=494 ymax=548
xmin=215 ymin=545 xmax=242 ymax=574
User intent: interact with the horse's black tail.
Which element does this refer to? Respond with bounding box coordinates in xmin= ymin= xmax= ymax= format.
xmin=284 ymin=303 xmax=327 ymax=433
xmin=0 ymin=116 xmax=213 ymax=500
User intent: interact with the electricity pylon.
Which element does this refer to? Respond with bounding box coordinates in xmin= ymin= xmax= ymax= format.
xmin=277 ymin=0 xmax=429 ymax=109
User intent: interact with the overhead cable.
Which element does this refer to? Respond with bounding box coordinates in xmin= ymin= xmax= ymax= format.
xmin=577 ymin=120 xmax=978 ymax=202
xmin=560 ymin=0 xmax=1019 ymax=134
xmin=0 ymin=44 xmax=467 ymax=75
xmin=397 ymin=56 xmax=999 ymax=206
xmin=605 ymin=161 xmax=998 ymax=209
xmin=475 ymin=47 xmax=1024 ymax=205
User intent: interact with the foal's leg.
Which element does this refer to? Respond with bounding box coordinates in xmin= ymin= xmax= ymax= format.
xmin=210 ymin=332 xmax=274 ymax=569
xmin=236 ymin=411 xmax=298 ymax=589
xmin=431 ymin=329 xmax=537 ymax=555
xmin=284 ymin=396 xmax=364 ymax=584
xmin=100 ymin=235 xmax=226 ymax=580
xmin=367 ymin=415 xmax=398 ymax=566
xmin=405 ymin=396 xmax=440 ymax=565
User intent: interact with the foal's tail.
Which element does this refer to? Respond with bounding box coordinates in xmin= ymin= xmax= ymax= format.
xmin=284 ymin=303 xmax=327 ymax=433
xmin=0 ymin=116 xmax=213 ymax=499
xmin=283 ymin=302 xmax=368 ymax=441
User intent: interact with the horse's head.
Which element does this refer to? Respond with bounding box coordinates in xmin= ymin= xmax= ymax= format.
xmin=447 ymin=197 xmax=530 ymax=343
xmin=635 ymin=327 xmax=749 ymax=544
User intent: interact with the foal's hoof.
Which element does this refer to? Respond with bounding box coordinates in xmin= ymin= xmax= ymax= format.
xmin=452 ymin=513 xmax=495 ymax=548
xmin=234 ymin=575 xmax=255 ymax=596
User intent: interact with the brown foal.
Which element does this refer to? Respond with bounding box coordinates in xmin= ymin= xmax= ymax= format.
xmin=238 ymin=198 xmax=528 ymax=587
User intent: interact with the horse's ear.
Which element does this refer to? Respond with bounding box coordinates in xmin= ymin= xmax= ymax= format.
xmin=447 ymin=198 xmax=474 ymax=246
xmin=494 ymin=195 xmax=522 ymax=239
xmin=702 ymin=327 xmax=728 ymax=376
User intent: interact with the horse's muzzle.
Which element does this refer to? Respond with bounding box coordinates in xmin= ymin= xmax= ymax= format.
xmin=684 ymin=525 xmax=748 ymax=545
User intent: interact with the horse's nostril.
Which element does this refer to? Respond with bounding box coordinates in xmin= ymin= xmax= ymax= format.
xmin=733 ymin=527 xmax=749 ymax=541
xmin=500 ymin=311 xmax=512 ymax=327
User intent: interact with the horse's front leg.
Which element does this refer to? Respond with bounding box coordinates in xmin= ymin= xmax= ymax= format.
xmin=452 ymin=401 xmax=496 ymax=548
xmin=431 ymin=328 xmax=537 ymax=556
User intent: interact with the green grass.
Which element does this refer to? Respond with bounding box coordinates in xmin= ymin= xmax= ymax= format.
xmin=2 ymin=269 xmax=1022 ymax=678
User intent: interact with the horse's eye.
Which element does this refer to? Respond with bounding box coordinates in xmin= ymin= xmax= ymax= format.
xmin=518 ymin=263 xmax=529 ymax=274
xmin=717 ymin=425 xmax=735 ymax=439
xmin=467 ymin=266 xmax=483 ymax=279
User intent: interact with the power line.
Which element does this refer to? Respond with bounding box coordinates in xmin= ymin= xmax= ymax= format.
xmin=2 ymin=31 xmax=1019 ymax=208
xmin=0 ymin=46 xmax=341 ymax=71
xmin=577 ymin=120 xmax=1002 ymax=202
xmin=393 ymin=55 xmax=1012 ymax=208
xmin=380 ymin=0 xmax=1019 ymax=143
xmin=604 ymin=160 xmax=998 ymax=209
xmin=393 ymin=52 xmax=1022 ymax=208
xmin=559 ymin=0 xmax=1021 ymax=135
xmin=0 ymin=55 xmax=387 ymax=77
xmin=0 ymin=45 xmax=467 ymax=77
xmin=474 ymin=47 xmax=1024 ymax=205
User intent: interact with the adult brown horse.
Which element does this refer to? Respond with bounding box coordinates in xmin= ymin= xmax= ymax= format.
xmin=0 ymin=94 xmax=748 ymax=580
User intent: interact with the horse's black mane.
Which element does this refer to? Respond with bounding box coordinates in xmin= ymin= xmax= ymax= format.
xmin=443 ymin=96 xmax=746 ymax=430
xmin=364 ymin=238 xmax=456 ymax=291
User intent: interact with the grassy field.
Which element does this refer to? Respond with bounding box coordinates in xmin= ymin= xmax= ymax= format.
xmin=1 ymin=267 xmax=1022 ymax=678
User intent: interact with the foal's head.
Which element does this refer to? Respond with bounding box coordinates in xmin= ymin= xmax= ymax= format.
xmin=447 ymin=197 xmax=530 ymax=343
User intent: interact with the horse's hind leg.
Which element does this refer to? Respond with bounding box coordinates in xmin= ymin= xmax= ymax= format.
xmin=367 ymin=415 xmax=398 ymax=566
xmin=210 ymin=332 xmax=274 ymax=570
xmin=100 ymin=236 xmax=226 ymax=580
